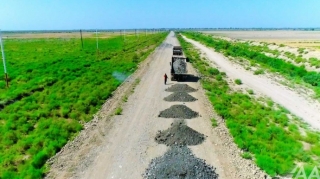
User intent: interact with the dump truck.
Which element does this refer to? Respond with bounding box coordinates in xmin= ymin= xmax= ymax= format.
xmin=170 ymin=55 xmax=188 ymax=81
xmin=173 ymin=46 xmax=183 ymax=56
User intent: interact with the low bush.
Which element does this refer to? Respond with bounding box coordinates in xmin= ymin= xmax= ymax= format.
xmin=211 ymin=118 xmax=218 ymax=127
xmin=235 ymin=79 xmax=242 ymax=85
xmin=254 ymin=69 xmax=265 ymax=75
xmin=247 ymin=89 xmax=254 ymax=95
xmin=241 ymin=152 xmax=252 ymax=159
xmin=115 ymin=107 xmax=123 ymax=115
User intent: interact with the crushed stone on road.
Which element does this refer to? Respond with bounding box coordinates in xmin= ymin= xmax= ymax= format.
xmin=165 ymin=84 xmax=197 ymax=93
xmin=143 ymin=146 xmax=218 ymax=179
xmin=155 ymin=119 xmax=205 ymax=146
xmin=158 ymin=105 xmax=199 ymax=119
xmin=164 ymin=92 xmax=197 ymax=102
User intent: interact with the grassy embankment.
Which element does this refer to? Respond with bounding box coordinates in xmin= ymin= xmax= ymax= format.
xmin=178 ymin=34 xmax=320 ymax=177
xmin=183 ymin=32 xmax=320 ymax=98
xmin=0 ymin=32 xmax=168 ymax=178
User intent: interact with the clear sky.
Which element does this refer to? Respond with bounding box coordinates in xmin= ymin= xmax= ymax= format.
xmin=0 ymin=0 xmax=319 ymax=30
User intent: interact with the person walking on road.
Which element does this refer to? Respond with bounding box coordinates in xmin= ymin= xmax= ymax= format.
xmin=164 ymin=73 xmax=168 ymax=85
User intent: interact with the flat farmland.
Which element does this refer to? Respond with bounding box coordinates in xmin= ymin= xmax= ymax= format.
xmin=0 ymin=32 xmax=167 ymax=178
xmin=2 ymin=30 xmax=156 ymax=39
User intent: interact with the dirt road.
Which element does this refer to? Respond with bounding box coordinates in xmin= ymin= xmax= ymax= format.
xmin=183 ymin=36 xmax=320 ymax=130
xmin=47 ymin=32 xmax=266 ymax=179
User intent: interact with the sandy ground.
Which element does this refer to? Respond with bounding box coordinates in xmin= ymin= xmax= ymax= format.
xmin=202 ymin=30 xmax=320 ymax=40
xmin=202 ymin=30 xmax=320 ymax=50
xmin=46 ymin=32 xmax=267 ymax=179
xmin=204 ymin=32 xmax=320 ymax=72
xmin=183 ymin=36 xmax=320 ymax=130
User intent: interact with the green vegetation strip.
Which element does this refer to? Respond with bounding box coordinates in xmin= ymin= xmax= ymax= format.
xmin=0 ymin=32 xmax=168 ymax=178
xmin=245 ymin=42 xmax=320 ymax=69
xmin=182 ymin=32 xmax=320 ymax=98
xmin=178 ymin=34 xmax=320 ymax=177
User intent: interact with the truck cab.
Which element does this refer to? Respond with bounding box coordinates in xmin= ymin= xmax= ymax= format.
xmin=173 ymin=46 xmax=183 ymax=56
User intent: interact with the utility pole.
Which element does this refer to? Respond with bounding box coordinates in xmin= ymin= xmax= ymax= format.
xmin=96 ymin=29 xmax=99 ymax=57
xmin=96 ymin=29 xmax=99 ymax=50
xmin=0 ymin=30 xmax=9 ymax=88
xmin=80 ymin=29 xmax=84 ymax=49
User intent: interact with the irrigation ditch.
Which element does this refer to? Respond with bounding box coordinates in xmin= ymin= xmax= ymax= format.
xmin=144 ymin=83 xmax=218 ymax=178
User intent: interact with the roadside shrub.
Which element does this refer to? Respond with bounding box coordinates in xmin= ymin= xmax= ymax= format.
xmin=208 ymin=68 xmax=220 ymax=75
xmin=215 ymin=75 xmax=223 ymax=81
xmin=241 ymin=152 xmax=252 ymax=159
xmin=309 ymin=57 xmax=320 ymax=68
xmin=211 ymin=118 xmax=218 ymax=127
xmin=32 ymin=150 xmax=49 ymax=169
xmin=122 ymin=95 xmax=128 ymax=102
xmin=256 ymin=155 xmax=277 ymax=176
xmin=235 ymin=79 xmax=242 ymax=85
xmin=254 ymin=69 xmax=264 ymax=75
xmin=303 ymin=73 xmax=320 ymax=86
xmin=311 ymin=144 xmax=320 ymax=155
xmin=115 ymin=107 xmax=123 ymax=115
xmin=303 ymin=132 xmax=319 ymax=144
xmin=247 ymin=89 xmax=254 ymax=95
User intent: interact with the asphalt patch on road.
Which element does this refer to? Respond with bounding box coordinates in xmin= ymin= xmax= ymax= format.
xmin=158 ymin=105 xmax=199 ymax=119
xmin=164 ymin=92 xmax=197 ymax=102
xmin=143 ymin=146 xmax=218 ymax=179
xmin=165 ymin=84 xmax=197 ymax=93
xmin=155 ymin=120 xmax=205 ymax=146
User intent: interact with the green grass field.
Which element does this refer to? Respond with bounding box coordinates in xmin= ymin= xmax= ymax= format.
xmin=178 ymin=33 xmax=320 ymax=177
xmin=0 ymin=32 xmax=168 ymax=178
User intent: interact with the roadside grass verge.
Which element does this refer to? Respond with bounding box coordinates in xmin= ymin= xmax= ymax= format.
xmin=182 ymin=32 xmax=320 ymax=98
xmin=0 ymin=32 xmax=168 ymax=178
xmin=178 ymin=34 xmax=320 ymax=177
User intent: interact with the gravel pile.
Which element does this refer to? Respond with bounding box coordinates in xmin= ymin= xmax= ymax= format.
xmin=143 ymin=146 xmax=218 ymax=179
xmin=155 ymin=120 xmax=205 ymax=146
xmin=158 ymin=105 xmax=199 ymax=119
xmin=164 ymin=92 xmax=197 ymax=102
xmin=165 ymin=84 xmax=197 ymax=93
